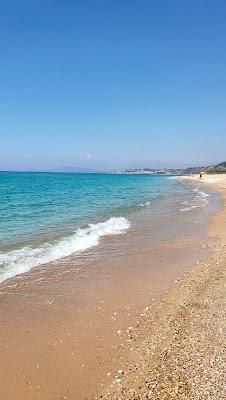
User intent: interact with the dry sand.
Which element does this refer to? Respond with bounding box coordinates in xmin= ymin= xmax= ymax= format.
xmin=98 ymin=174 xmax=226 ymax=399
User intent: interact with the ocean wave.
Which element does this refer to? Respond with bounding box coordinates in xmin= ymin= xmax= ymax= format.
xmin=180 ymin=188 xmax=210 ymax=212
xmin=0 ymin=217 xmax=130 ymax=284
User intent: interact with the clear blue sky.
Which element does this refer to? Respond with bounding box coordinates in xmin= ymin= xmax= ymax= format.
xmin=1 ymin=0 xmax=226 ymax=170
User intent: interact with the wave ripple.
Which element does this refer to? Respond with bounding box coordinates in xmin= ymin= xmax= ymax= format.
xmin=0 ymin=217 xmax=130 ymax=283
xmin=180 ymin=188 xmax=210 ymax=212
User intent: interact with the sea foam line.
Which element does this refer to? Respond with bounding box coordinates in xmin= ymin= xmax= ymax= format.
xmin=180 ymin=188 xmax=210 ymax=212
xmin=0 ymin=217 xmax=130 ymax=284
xmin=138 ymin=201 xmax=151 ymax=207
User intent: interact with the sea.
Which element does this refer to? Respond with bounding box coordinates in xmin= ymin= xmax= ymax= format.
xmin=0 ymin=172 xmax=218 ymax=284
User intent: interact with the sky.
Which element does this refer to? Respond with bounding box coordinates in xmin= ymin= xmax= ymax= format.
xmin=0 ymin=0 xmax=226 ymax=170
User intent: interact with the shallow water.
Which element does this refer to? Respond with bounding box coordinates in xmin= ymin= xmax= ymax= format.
xmin=0 ymin=172 xmax=219 ymax=283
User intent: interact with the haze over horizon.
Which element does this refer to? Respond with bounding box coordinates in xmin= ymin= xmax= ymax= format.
xmin=1 ymin=1 xmax=226 ymax=170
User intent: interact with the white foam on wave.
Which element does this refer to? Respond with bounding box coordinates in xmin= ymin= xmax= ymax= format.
xmin=139 ymin=201 xmax=151 ymax=207
xmin=0 ymin=217 xmax=130 ymax=284
xmin=180 ymin=188 xmax=210 ymax=212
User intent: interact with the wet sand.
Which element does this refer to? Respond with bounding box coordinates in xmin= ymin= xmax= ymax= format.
xmin=0 ymin=175 xmax=224 ymax=400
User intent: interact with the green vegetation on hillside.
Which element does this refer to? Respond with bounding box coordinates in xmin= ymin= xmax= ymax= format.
xmin=183 ymin=161 xmax=226 ymax=175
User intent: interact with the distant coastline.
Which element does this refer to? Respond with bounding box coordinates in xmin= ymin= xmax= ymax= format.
xmin=112 ymin=160 xmax=226 ymax=175
xmin=111 ymin=168 xmax=183 ymax=175
xmin=1 ymin=160 xmax=225 ymax=175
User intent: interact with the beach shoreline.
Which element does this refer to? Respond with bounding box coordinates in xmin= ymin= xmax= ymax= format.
xmin=0 ymin=174 xmax=225 ymax=399
xmin=99 ymin=174 xmax=226 ymax=399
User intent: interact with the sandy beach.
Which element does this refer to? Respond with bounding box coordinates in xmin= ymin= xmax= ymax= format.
xmin=0 ymin=174 xmax=225 ymax=400
xmin=99 ymin=174 xmax=226 ymax=399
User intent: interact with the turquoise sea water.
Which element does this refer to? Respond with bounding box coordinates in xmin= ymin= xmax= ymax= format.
xmin=0 ymin=172 xmax=212 ymax=283
xmin=0 ymin=172 xmax=176 ymax=246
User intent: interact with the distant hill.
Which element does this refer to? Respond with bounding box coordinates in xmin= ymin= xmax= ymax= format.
xmin=182 ymin=161 xmax=226 ymax=175
xmin=205 ymin=161 xmax=226 ymax=174
xmin=51 ymin=166 xmax=100 ymax=173
xmin=57 ymin=161 xmax=226 ymax=175
xmin=216 ymin=161 xmax=226 ymax=168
